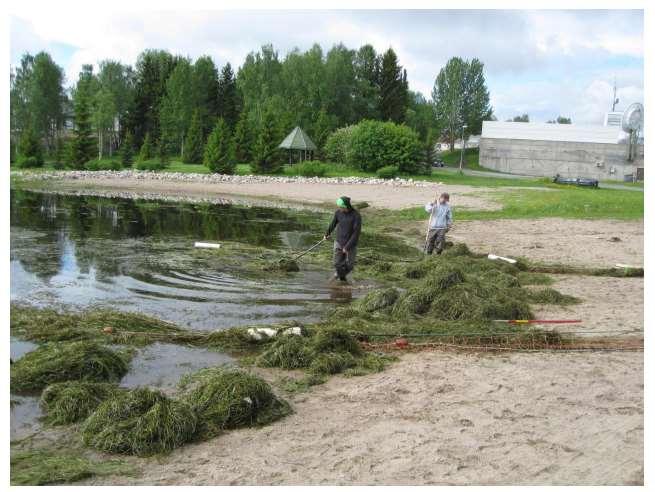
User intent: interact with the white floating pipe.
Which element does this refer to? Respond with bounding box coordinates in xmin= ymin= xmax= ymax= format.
xmin=194 ymin=242 xmax=221 ymax=249
xmin=487 ymin=253 xmax=517 ymax=264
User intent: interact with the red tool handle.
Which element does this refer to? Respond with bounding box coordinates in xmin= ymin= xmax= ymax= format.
xmin=494 ymin=319 xmax=582 ymax=324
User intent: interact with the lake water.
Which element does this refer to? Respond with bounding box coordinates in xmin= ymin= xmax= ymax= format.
xmin=10 ymin=189 xmax=357 ymax=440
xmin=10 ymin=189 xmax=355 ymax=330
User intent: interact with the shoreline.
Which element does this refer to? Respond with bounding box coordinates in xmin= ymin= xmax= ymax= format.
xmin=9 ymin=170 xmax=644 ymax=486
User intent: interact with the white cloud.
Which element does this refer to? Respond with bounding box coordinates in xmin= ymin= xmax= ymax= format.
xmin=10 ymin=9 xmax=643 ymax=126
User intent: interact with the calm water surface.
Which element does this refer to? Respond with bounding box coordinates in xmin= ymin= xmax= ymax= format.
xmin=10 ymin=189 xmax=358 ymax=439
xmin=10 ymin=189 xmax=356 ymax=329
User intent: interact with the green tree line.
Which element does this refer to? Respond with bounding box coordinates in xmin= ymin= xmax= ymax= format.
xmin=10 ymin=43 xmax=492 ymax=171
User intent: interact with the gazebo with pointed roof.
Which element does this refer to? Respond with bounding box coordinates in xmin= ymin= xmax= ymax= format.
xmin=278 ymin=126 xmax=317 ymax=163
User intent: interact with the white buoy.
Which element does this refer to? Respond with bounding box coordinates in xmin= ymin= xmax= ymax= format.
xmin=488 ymin=253 xmax=517 ymax=264
xmin=194 ymin=242 xmax=221 ymax=249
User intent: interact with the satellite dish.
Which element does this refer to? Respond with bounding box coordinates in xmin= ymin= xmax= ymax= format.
xmin=621 ymin=102 xmax=643 ymax=132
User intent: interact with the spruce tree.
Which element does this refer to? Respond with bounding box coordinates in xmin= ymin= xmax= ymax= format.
xmin=217 ymin=63 xmax=240 ymax=129
xmin=252 ymin=108 xmax=282 ymax=174
xmin=120 ymin=132 xmax=134 ymax=167
xmin=233 ymin=111 xmax=253 ymax=163
xmin=204 ymin=118 xmax=235 ymax=174
xmin=138 ymin=132 xmax=153 ymax=162
xmin=182 ymin=110 xmax=204 ymax=164
xmin=423 ymin=128 xmax=436 ymax=174
xmin=379 ymin=48 xmax=409 ymax=123
xmin=17 ymin=125 xmax=44 ymax=167
xmin=69 ymin=88 xmax=96 ymax=169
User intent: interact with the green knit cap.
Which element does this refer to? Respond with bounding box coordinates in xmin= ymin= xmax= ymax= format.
xmin=336 ymin=197 xmax=346 ymax=208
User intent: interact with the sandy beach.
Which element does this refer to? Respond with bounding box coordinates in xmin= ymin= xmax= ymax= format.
xmin=16 ymin=173 xmax=644 ymax=485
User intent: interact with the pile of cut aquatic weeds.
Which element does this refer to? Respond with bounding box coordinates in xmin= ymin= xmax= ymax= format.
xmin=81 ymin=387 xmax=198 ymax=456
xmin=11 ymin=341 xmax=130 ymax=393
xmin=179 ymin=367 xmax=291 ymax=438
xmin=10 ymin=448 xmax=134 ymax=486
xmin=40 ymin=381 xmax=122 ymax=425
xmin=319 ymin=242 xmax=581 ymax=347
xmin=80 ymin=367 xmax=292 ymax=455
xmin=349 ymin=243 xmax=578 ymax=323
xmin=256 ymin=327 xmax=394 ymax=381
xmin=10 ymin=304 xmax=184 ymax=346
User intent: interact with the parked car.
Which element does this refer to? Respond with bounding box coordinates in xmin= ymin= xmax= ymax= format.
xmin=432 ymin=159 xmax=445 ymax=168
xmin=553 ymin=174 xmax=599 ymax=188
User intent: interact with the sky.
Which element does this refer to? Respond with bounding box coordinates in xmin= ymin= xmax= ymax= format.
xmin=9 ymin=9 xmax=644 ymax=125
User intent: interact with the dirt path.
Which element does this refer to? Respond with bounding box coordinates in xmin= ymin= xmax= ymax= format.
xmin=84 ymin=350 xmax=643 ymax=486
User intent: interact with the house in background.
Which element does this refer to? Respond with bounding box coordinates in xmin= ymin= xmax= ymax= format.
xmin=435 ymin=135 xmax=480 ymax=152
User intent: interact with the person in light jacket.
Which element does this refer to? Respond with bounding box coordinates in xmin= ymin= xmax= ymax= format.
xmin=424 ymin=192 xmax=453 ymax=255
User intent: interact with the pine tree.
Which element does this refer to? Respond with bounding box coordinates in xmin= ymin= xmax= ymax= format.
xmin=17 ymin=125 xmax=44 ymax=167
xmin=120 ymin=132 xmax=134 ymax=167
xmin=233 ymin=111 xmax=253 ymax=163
xmin=182 ymin=110 xmax=204 ymax=164
xmin=252 ymin=108 xmax=282 ymax=174
xmin=217 ymin=63 xmax=240 ymax=129
xmin=138 ymin=132 xmax=153 ymax=162
xmin=379 ymin=48 xmax=409 ymax=123
xmin=69 ymin=86 xmax=96 ymax=169
xmin=423 ymin=128 xmax=436 ymax=174
xmin=204 ymin=118 xmax=235 ymax=174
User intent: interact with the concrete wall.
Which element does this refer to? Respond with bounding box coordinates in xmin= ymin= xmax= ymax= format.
xmin=479 ymin=137 xmax=644 ymax=181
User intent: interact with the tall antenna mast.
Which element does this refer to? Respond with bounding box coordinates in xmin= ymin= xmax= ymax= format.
xmin=611 ymin=76 xmax=619 ymax=112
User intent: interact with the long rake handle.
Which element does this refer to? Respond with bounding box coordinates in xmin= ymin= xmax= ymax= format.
xmin=292 ymin=238 xmax=326 ymax=261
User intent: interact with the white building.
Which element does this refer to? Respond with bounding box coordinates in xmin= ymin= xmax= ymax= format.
xmin=479 ymin=121 xmax=643 ymax=181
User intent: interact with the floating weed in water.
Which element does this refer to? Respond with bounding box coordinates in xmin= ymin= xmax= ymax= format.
xmin=261 ymin=257 xmax=300 ymax=273
xmin=179 ymin=367 xmax=291 ymax=438
xmin=10 ymin=448 xmax=134 ymax=485
xmin=40 ymin=381 xmax=121 ymax=425
xmin=10 ymin=341 xmax=130 ymax=393
xmin=82 ymin=387 xmax=197 ymax=456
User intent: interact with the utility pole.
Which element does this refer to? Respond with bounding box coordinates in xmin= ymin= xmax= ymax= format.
xmin=459 ymin=124 xmax=467 ymax=174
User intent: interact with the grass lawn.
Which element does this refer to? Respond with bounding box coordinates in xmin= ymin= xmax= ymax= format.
xmin=393 ymin=186 xmax=644 ymax=221
xmin=438 ymin=148 xmax=491 ymax=172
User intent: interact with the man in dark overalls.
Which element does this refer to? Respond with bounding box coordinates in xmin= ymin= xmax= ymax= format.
xmin=324 ymin=196 xmax=361 ymax=282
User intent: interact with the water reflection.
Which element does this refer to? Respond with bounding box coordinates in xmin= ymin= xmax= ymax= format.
xmin=10 ymin=190 xmax=355 ymax=330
